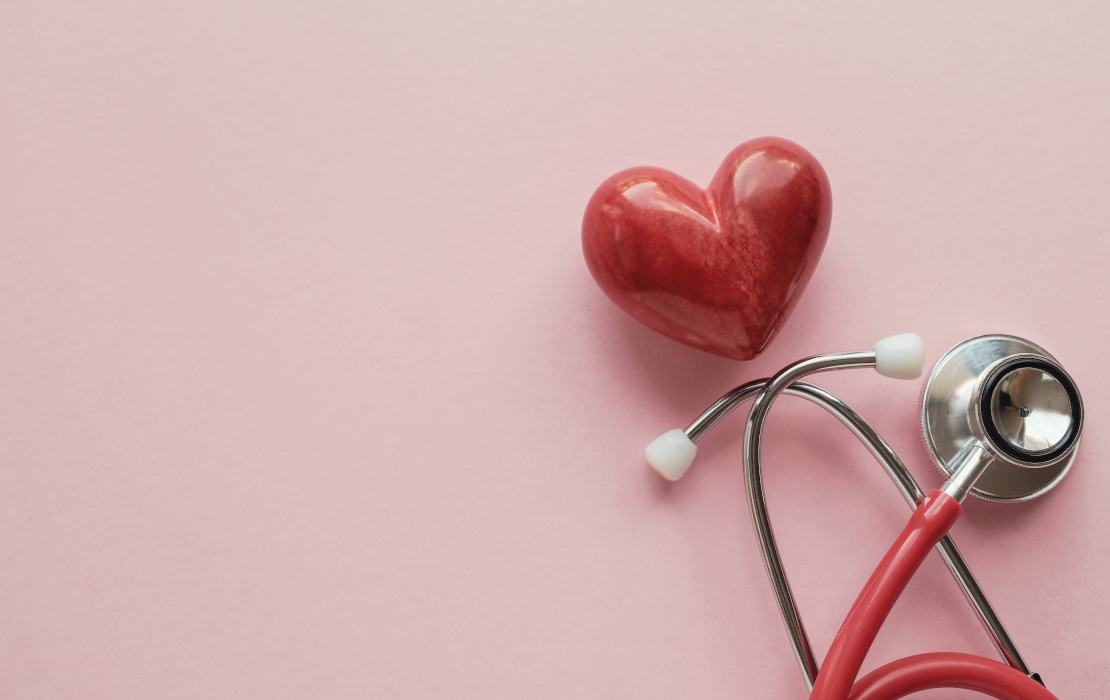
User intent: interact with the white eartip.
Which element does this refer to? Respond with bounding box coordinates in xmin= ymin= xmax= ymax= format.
xmin=645 ymin=429 xmax=698 ymax=481
xmin=873 ymin=333 xmax=925 ymax=380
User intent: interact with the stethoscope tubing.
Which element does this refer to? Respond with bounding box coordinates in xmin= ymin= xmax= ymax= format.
xmin=682 ymin=359 xmax=1056 ymax=699
xmin=684 ymin=379 xmax=1032 ymax=685
xmin=734 ymin=352 xmax=1056 ymax=700
xmin=812 ymin=490 xmax=1054 ymax=700
xmin=849 ymin=653 xmax=1056 ymax=700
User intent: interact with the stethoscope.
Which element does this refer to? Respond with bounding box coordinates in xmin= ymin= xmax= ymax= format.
xmin=644 ymin=334 xmax=1082 ymax=700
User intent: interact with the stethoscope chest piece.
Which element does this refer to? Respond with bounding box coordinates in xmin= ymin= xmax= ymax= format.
xmin=922 ymin=334 xmax=1084 ymax=502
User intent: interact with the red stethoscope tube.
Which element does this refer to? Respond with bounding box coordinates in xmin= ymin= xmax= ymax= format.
xmin=810 ymin=491 xmax=1057 ymax=700
xmin=849 ymin=653 xmax=1055 ymax=700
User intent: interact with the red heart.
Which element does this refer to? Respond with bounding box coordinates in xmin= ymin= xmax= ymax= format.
xmin=581 ymin=137 xmax=831 ymax=361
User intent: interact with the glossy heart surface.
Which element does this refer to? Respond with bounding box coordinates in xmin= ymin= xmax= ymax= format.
xmin=582 ymin=137 xmax=831 ymax=360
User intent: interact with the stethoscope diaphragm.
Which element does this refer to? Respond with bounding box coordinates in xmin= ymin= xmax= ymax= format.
xmin=922 ymin=335 xmax=1083 ymax=502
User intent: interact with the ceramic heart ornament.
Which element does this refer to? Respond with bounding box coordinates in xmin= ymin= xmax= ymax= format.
xmin=582 ymin=137 xmax=831 ymax=360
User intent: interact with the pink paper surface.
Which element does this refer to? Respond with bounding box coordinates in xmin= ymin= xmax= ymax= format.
xmin=1 ymin=2 xmax=1108 ymax=698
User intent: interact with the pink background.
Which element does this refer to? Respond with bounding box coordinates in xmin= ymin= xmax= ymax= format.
xmin=2 ymin=1 xmax=1108 ymax=698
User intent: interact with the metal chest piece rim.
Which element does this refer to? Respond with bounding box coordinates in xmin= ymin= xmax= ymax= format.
xmin=921 ymin=334 xmax=1081 ymax=502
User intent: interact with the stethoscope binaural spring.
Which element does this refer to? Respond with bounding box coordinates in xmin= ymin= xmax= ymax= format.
xmin=644 ymin=333 xmax=1082 ymax=700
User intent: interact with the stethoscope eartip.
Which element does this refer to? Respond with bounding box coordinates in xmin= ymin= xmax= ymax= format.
xmin=645 ymin=429 xmax=697 ymax=481
xmin=873 ymin=333 xmax=925 ymax=380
